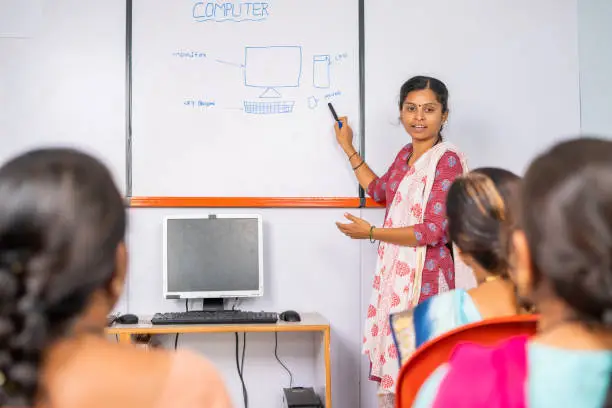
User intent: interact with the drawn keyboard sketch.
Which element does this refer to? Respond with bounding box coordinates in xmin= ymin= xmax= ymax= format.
xmin=243 ymin=100 xmax=295 ymax=114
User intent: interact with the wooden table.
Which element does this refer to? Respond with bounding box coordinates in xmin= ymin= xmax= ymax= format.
xmin=106 ymin=312 xmax=332 ymax=407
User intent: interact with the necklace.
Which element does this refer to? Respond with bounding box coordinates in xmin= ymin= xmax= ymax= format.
xmin=407 ymin=137 xmax=441 ymax=165
xmin=478 ymin=275 xmax=503 ymax=285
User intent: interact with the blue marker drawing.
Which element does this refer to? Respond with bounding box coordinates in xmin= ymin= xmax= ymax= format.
xmin=192 ymin=1 xmax=270 ymax=23
xmin=313 ymin=55 xmax=330 ymax=89
xmin=173 ymin=51 xmax=207 ymax=59
xmin=307 ymin=96 xmax=319 ymax=110
xmin=244 ymin=46 xmax=302 ymax=99
xmin=243 ymin=100 xmax=295 ymax=114
xmin=242 ymin=46 xmax=301 ymax=114
xmin=184 ymin=100 xmax=216 ymax=108
xmin=333 ymin=52 xmax=348 ymax=63
xmin=325 ymin=90 xmax=342 ymax=99
xmin=215 ymin=59 xmax=245 ymax=68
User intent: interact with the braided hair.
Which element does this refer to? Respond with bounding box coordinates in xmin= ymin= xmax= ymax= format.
xmin=0 ymin=148 xmax=126 ymax=405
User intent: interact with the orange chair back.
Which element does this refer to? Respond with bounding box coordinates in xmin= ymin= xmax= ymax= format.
xmin=396 ymin=314 xmax=539 ymax=407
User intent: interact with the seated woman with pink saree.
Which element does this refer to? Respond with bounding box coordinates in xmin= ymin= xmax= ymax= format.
xmin=413 ymin=138 xmax=612 ymax=408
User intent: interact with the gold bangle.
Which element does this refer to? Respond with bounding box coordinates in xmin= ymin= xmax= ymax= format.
xmin=369 ymin=226 xmax=376 ymax=243
xmin=353 ymin=160 xmax=365 ymax=171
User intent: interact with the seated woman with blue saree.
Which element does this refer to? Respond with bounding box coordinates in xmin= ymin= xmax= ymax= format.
xmin=390 ymin=167 xmax=522 ymax=365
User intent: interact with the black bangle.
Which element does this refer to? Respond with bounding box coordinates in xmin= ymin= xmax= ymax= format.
xmin=353 ymin=160 xmax=365 ymax=171
xmin=348 ymin=151 xmax=359 ymax=161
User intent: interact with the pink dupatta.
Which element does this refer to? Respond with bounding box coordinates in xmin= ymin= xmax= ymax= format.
xmin=433 ymin=335 xmax=529 ymax=408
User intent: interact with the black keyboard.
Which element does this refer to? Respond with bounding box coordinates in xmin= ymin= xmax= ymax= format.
xmin=151 ymin=310 xmax=278 ymax=325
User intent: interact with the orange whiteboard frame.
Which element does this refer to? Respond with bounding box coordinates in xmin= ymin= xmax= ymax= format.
xmin=128 ymin=197 xmax=384 ymax=208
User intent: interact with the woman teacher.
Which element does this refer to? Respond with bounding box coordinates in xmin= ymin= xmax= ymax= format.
xmin=334 ymin=76 xmax=469 ymax=407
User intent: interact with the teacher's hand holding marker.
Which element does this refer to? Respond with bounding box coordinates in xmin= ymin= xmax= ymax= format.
xmin=329 ymin=103 xmax=378 ymax=204
xmin=329 ymin=103 xmax=379 ymax=242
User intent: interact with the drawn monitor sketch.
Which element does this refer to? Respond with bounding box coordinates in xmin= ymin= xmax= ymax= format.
xmin=313 ymin=55 xmax=330 ymax=88
xmin=244 ymin=46 xmax=302 ymax=97
xmin=243 ymin=46 xmax=301 ymax=114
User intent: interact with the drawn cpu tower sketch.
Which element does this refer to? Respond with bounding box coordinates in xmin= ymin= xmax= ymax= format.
xmin=313 ymin=55 xmax=331 ymax=89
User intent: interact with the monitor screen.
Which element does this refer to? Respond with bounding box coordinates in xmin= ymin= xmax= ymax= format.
xmin=244 ymin=46 xmax=302 ymax=88
xmin=163 ymin=215 xmax=263 ymax=299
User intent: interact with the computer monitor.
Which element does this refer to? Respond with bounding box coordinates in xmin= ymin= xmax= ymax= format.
xmin=162 ymin=214 xmax=264 ymax=302
xmin=244 ymin=46 xmax=302 ymax=98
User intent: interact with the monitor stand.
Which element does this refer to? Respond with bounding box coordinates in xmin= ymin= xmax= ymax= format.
xmin=259 ymin=87 xmax=282 ymax=98
xmin=201 ymin=298 xmax=225 ymax=311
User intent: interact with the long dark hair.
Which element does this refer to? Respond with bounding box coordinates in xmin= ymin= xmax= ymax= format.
xmin=0 ymin=148 xmax=126 ymax=405
xmin=446 ymin=167 xmax=521 ymax=278
xmin=521 ymin=137 xmax=612 ymax=406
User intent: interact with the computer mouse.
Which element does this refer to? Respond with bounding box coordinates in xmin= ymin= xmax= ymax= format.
xmin=116 ymin=313 xmax=139 ymax=324
xmin=279 ymin=310 xmax=301 ymax=322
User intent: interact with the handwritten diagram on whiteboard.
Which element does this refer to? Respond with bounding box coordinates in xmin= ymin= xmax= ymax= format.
xmin=171 ymin=44 xmax=343 ymax=115
xmin=131 ymin=0 xmax=360 ymax=197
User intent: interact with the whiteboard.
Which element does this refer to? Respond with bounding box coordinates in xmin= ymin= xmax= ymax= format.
xmin=0 ymin=0 xmax=126 ymax=193
xmin=0 ymin=0 xmax=43 ymax=38
xmin=364 ymin=0 xmax=581 ymax=178
xmin=131 ymin=0 xmax=361 ymax=197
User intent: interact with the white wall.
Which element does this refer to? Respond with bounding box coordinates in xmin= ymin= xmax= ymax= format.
xmin=0 ymin=0 xmax=126 ymax=193
xmin=364 ymin=0 xmax=581 ymax=179
xmin=578 ymin=0 xmax=612 ymax=137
